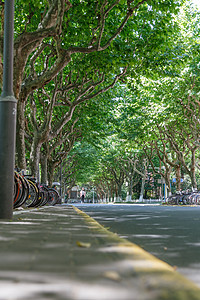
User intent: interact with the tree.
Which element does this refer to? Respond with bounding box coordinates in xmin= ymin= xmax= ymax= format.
xmin=12 ymin=0 xmax=147 ymax=169
xmin=0 ymin=0 xmax=185 ymax=171
xmin=25 ymin=65 xmax=126 ymax=178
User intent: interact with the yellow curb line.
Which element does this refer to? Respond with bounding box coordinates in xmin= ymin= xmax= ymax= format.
xmin=73 ymin=205 xmax=200 ymax=299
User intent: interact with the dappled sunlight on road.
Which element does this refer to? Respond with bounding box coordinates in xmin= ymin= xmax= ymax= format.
xmin=77 ymin=203 xmax=200 ymax=287
xmin=0 ymin=271 xmax=134 ymax=300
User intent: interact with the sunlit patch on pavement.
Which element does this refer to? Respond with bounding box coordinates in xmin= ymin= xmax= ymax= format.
xmin=0 ymin=271 xmax=140 ymax=300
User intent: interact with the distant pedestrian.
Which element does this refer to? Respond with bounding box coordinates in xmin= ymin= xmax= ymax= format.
xmin=80 ymin=188 xmax=86 ymax=203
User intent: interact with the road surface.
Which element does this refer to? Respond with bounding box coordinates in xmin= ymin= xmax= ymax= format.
xmin=76 ymin=203 xmax=200 ymax=287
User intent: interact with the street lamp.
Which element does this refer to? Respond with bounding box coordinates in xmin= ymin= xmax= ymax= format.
xmin=0 ymin=0 xmax=17 ymax=219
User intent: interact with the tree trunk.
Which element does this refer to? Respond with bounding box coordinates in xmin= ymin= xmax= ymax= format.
xmin=164 ymin=165 xmax=172 ymax=196
xmin=139 ymin=176 xmax=145 ymax=202
xmin=190 ymin=172 xmax=197 ymax=190
xmin=29 ymin=137 xmax=42 ymax=181
xmin=40 ymin=143 xmax=48 ymax=184
xmin=190 ymin=150 xmax=197 ymax=190
xmin=110 ymin=183 xmax=114 ymax=202
xmin=48 ymin=160 xmax=56 ymax=187
xmin=115 ymin=185 xmax=118 ymax=201
xmin=16 ymin=101 xmax=26 ymax=169
xmin=180 ymin=149 xmax=197 ymax=190
xmin=126 ymin=176 xmax=133 ymax=201
xmin=117 ymin=184 xmax=122 ymax=201
xmin=40 ymin=154 xmax=48 ymax=185
xmin=175 ymin=164 xmax=181 ymax=192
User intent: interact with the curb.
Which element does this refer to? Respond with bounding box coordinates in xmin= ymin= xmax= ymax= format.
xmin=73 ymin=205 xmax=200 ymax=300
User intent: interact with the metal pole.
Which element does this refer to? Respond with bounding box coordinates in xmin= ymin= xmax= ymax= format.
xmin=0 ymin=0 xmax=17 ymax=219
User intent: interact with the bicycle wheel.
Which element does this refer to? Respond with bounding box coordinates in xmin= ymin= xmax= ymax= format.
xmin=167 ymin=195 xmax=176 ymax=205
xmin=47 ymin=188 xmax=60 ymax=206
xmin=39 ymin=185 xmax=49 ymax=206
xmin=13 ymin=172 xmax=24 ymax=208
xmin=182 ymin=194 xmax=190 ymax=205
xmin=188 ymin=194 xmax=193 ymax=205
xmin=34 ymin=186 xmax=46 ymax=207
xmin=14 ymin=175 xmax=30 ymax=208
xmin=196 ymin=194 xmax=200 ymax=205
xmin=24 ymin=179 xmax=39 ymax=207
xmin=190 ymin=193 xmax=197 ymax=205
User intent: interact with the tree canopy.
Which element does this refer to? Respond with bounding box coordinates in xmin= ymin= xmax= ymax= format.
xmin=1 ymin=0 xmax=200 ymax=200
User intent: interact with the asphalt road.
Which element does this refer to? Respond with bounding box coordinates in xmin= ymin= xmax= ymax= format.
xmin=75 ymin=203 xmax=200 ymax=287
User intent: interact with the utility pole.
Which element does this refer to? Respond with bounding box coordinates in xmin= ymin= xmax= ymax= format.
xmin=0 ymin=0 xmax=17 ymax=219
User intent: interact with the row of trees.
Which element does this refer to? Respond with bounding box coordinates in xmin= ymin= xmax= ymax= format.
xmin=0 ymin=0 xmax=199 ymax=201
xmin=73 ymin=66 xmax=200 ymax=201
xmin=66 ymin=2 xmax=200 ymax=201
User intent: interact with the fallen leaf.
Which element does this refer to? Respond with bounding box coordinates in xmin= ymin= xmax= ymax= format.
xmin=76 ymin=241 xmax=91 ymax=248
xmin=103 ymin=271 xmax=121 ymax=281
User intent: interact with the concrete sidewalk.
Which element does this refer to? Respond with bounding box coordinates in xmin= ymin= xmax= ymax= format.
xmin=0 ymin=205 xmax=199 ymax=300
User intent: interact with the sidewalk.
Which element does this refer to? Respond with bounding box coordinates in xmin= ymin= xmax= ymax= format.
xmin=0 ymin=205 xmax=199 ymax=300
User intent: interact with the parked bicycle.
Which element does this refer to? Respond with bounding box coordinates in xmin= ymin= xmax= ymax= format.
xmin=13 ymin=169 xmax=60 ymax=208
xmin=167 ymin=190 xmax=200 ymax=205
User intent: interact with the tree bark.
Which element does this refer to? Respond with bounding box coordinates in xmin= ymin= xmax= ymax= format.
xmin=29 ymin=136 xmax=43 ymax=181
xmin=48 ymin=160 xmax=55 ymax=187
xmin=128 ymin=177 xmax=133 ymax=201
xmin=164 ymin=166 xmax=172 ymax=196
xmin=139 ymin=176 xmax=145 ymax=202
xmin=40 ymin=154 xmax=48 ymax=185
xmin=16 ymin=101 xmax=26 ymax=169
xmin=190 ymin=149 xmax=197 ymax=190
xmin=175 ymin=164 xmax=181 ymax=191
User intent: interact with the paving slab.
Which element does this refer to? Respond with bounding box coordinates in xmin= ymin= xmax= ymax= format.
xmin=0 ymin=205 xmax=199 ymax=300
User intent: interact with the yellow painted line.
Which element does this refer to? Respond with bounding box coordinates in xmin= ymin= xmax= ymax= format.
xmin=73 ymin=205 xmax=200 ymax=298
